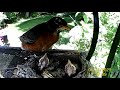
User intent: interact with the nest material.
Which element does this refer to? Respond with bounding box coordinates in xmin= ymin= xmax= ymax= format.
xmin=0 ymin=71 xmax=4 ymax=78
xmin=3 ymin=50 xmax=97 ymax=78
xmin=75 ymin=54 xmax=97 ymax=78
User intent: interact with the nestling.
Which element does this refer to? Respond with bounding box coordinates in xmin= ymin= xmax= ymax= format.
xmin=38 ymin=53 xmax=49 ymax=70
xmin=65 ymin=59 xmax=76 ymax=76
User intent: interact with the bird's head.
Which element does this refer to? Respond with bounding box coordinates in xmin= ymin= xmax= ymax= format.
xmin=47 ymin=17 xmax=71 ymax=33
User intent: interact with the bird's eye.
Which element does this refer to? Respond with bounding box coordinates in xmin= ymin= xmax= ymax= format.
xmin=54 ymin=18 xmax=62 ymax=24
xmin=58 ymin=19 xmax=61 ymax=23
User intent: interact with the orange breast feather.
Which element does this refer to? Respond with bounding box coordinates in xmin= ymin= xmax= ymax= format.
xmin=21 ymin=32 xmax=59 ymax=52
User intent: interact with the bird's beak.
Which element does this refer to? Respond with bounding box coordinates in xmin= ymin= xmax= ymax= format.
xmin=63 ymin=25 xmax=71 ymax=30
xmin=59 ymin=25 xmax=71 ymax=31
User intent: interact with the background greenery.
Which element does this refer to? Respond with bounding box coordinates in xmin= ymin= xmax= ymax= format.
xmin=0 ymin=12 xmax=120 ymax=78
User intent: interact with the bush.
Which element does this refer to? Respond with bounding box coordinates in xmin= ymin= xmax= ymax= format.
xmin=0 ymin=12 xmax=8 ymax=29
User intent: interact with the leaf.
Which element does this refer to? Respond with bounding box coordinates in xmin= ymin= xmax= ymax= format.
xmin=84 ymin=30 xmax=89 ymax=33
xmin=75 ymin=12 xmax=81 ymax=18
xmin=83 ymin=14 xmax=89 ymax=23
xmin=82 ymin=31 xmax=84 ymax=37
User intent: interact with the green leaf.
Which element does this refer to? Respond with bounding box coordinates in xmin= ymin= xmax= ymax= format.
xmin=83 ymin=14 xmax=89 ymax=23
xmin=75 ymin=12 xmax=81 ymax=17
xmin=84 ymin=30 xmax=89 ymax=33
xmin=82 ymin=32 xmax=84 ymax=37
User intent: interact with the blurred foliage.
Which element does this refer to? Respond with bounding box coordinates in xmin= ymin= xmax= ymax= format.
xmin=99 ymin=12 xmax=120 ymax=78
xmin=4 ymin=12 xmax=19 ymax=23
xmin=0 ymin=12 xmax=8 ymax=29
xmin=3 ymin=12 xmax=53 ymax=24
xmin=55 ymin=12 xmax=93 ymax=51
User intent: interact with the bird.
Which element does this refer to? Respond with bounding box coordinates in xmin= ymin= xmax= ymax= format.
xmin=38 ymin=53 xmax=49 ymax=71
xmin=65 ymin=59 xmax=76 ymax=77
xmin=19 ymin=17 xmax=70 ymax=52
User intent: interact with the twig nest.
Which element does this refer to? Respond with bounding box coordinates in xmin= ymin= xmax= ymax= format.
xmin=3 ymin=50 xmax=98 ymax=78
xmin=74 ymin=55 xmax=98 ymax=78
xmin=11 ymin=65 xmax=39 ymax=78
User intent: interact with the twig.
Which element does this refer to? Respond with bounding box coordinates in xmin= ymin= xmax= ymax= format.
xmin=69 ymin=15 xmax=80 ymax=26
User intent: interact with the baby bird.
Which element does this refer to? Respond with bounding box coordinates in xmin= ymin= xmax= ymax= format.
xmin=65 ymin=59 xmax=76 ymax=77
xmin=38 ymin=53 xmax=49 ymax=71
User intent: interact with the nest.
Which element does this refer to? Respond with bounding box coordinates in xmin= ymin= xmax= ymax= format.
xmin=3 ymin=50 xmax=97 ymax=78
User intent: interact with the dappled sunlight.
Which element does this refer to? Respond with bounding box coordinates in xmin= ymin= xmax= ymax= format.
xmin=69 ymin=26 xmax=82 ymax=41
xmin=52 ymin=44 xmax=76 ymax=50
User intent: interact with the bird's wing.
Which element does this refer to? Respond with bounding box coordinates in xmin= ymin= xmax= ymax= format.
xmin=20 ymin=23 xmax=48 ymax=44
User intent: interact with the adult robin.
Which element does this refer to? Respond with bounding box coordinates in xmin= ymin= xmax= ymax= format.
xmin=20 ymin=17 xmax=70 ymax=52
